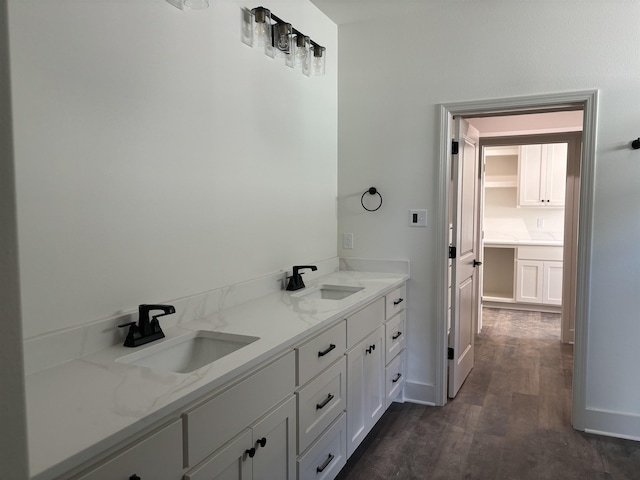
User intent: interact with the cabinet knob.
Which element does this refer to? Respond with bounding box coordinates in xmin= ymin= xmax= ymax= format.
xmin=256 ymin=437 xmax=267 ymax=448
xmin=245 ymin=447 xmax=256 ymax=458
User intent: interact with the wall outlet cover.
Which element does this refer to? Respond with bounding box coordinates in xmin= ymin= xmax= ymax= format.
xmin=343 ymin=233 xmax=354 ymax=249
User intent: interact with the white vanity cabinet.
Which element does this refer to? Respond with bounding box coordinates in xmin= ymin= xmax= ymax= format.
xmin=184 ymin=396 xmax=296 ymax=480
xmin=294 ymin=321 xmax=347 ymax=480
xmin=518 ymin=143 xmax=567 ymax=207
xmin=76 ymin=420 xmax=183 ymax=480
xmin=383 ymin=285 xmax=406 ymax=408
xmin=183 ymin=352 xmax=296 ymax=479
xmin=344 ymin=297 xmax=386 ymax=457
xmin=515 ymin=247 xmax=563 ymax=305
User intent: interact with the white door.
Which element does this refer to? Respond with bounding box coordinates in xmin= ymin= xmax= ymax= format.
xmin=448 ymin=118 xmax=480 ymax=398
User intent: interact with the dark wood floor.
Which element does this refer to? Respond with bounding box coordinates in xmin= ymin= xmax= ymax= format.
xmin=336 ymin=308 xmax=640 ymax=480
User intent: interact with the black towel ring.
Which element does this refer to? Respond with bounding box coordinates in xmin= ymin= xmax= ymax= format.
xmin=361 ymin=187 xmax=383 ymax=212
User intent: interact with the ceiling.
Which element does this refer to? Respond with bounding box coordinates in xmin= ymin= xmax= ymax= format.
xmin=310 ymin=0 xmax=433 ymax=25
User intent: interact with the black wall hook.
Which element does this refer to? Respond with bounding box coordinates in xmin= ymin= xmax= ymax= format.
xmin=361 ymin=187 xmax=383 ymax=212
xmin=632 ymin=138 xmax=640 ymax=150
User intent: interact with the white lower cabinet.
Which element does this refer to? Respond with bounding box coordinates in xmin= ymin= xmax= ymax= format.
xmin=385 ymin=352 xmax=405 ymax=409
xmin=345 ymin=325 xmax=385 ymax=457
xmin=77 ymin=420 xmax=183 ymax=480
xmin=185 ymin=396 xmax=296 ymax=480
xmin=515 ymin=247 xmax=563 ymax=306
xmin=297 ymin=414 xmax=347 ymax=480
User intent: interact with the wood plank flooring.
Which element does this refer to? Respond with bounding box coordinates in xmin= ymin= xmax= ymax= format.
xmin=336 ymin=308 xmax=640 ymax=480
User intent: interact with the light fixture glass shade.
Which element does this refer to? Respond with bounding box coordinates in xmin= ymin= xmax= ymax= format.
xmin=309 ymin=45 xmax=326 ymax=76
xmin=273 ymin=22 xmax=293 ymax=62
xmin=251 ymin=7 xmax=273 ymax=56
xmin=292 ymin=35 xmax=310 ymax=69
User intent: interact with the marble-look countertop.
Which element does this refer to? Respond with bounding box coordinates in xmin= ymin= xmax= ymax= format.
xmin=26 ymin=270 xmax=408 ymax=480
xmin=484 ymin=231 xmax=563 ymax=247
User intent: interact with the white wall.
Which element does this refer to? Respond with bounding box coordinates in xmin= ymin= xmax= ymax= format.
xmin=8 ymin=0 xmax=338 ymax=339
xmin=337 ymin=2 xmax=640 ymax=436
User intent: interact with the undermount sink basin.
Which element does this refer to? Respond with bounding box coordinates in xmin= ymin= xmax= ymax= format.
xmin=292 ymin=284 xmax=364 ymax=300
xmin=117 ymin=331 xmax=259 ymax=374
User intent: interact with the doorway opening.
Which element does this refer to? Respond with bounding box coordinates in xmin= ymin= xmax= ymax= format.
xmin=436 ymin=91 xmax=598 ymax=434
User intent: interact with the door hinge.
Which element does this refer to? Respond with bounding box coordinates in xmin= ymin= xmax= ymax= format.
xmin=451 ymin=141 xmax=459 ymax=155
xmin=448 ymin=347 xmax=454 ymax=360
xmin=448 ymin=245 xmax=456 ymax=259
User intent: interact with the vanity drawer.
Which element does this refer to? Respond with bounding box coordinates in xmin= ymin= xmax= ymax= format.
xmin=385 ymin=310 xmax=406 ymax=365
xmin=296 ymin=320 xmax=346 ymax=386
xmin=385 ymin=285 xmax=406 ymax=320
xmin=297 ymin=413 xmax=347 ymax=480
xmin=385 ymin=352 xmax=405 ymax=408
xmin=296 ymin=357 xmax=346 ymax=454
xmin=184 ymin=351 xmax=295 ymax=467
xmin=77 ymin=420 xmax=183 ymax=480
xmin=346 ymin=298 xmax=385 ymax=349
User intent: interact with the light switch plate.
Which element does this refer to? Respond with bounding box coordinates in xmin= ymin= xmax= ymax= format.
xmin=409 ymin=209 xmax=427 ymax=227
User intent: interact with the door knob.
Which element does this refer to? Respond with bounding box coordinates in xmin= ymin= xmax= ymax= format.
xmin=473 ymin=259 xmax=482 ymax=267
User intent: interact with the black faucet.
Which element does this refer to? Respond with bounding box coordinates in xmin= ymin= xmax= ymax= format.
xmin=118 ymin=304 xmax=175 ymax=347
xmin=286 ymin=265 xmax=318 ymax=291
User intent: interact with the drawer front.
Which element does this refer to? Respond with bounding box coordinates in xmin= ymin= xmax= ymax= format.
xmin=184 ymin=351 xmax=295 ymax=467
xmin=517 ymin=246 xmax=563 ymax=261
xmin=296 ymin=321 xmax=346 ymax=386
xmin=297 ymin=413 xmax=347 ymax=480
xmin=184 ymin=429 xmax=252 ymax=480
xmin=385 ymin=352 xmax=405 ymax=408
xmin=385 ymin=285 xmax=406 ymax=320
xmin=296 ymin=357 xmax=346 ymax=454
xmin=346 ymin=297 xmax=385 ymax=350
xmin=385 ymin=310 xmax=406 ymax=365
xmin=78 ymin=420 xmax=183 ymax=480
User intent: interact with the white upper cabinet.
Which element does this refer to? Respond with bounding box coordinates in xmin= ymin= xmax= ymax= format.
xmin=518 ymin=143 xmax=568 ymax=207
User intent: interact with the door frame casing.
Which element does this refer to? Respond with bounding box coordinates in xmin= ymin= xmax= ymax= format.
xmin=435 ymin=90 xmax=598 ymax=432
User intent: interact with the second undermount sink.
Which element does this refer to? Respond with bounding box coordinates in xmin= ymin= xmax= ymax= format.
xmin=117 ymin=331 xmax=259 ymax=374
xmin=292 ymin=284 xmax=364 ymax=300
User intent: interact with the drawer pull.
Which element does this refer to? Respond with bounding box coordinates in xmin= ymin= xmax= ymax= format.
xmin=393 ymin=298 xmax=404 ymax=306
xmin=245 ymin=447 xmax=256 ymax=458
xmin=392 ymin=331 xmax=402 ymax=340
xmin=392 ymin=373 xmax=402 ymax=383
xmin=256 ymin=437 xmax=267 ymax=448
xmin=316 ymin=453 xmax=335 ymax=473
xmin=318 ymin=343 xmax=336 ymax=357
xmin=366 ymin=344 xmax=376 ymax=354
xmin=316 ymin=393 xmax=334 ymax=410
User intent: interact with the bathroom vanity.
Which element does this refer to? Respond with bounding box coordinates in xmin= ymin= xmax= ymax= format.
xmin=25 ymin=269 xmax=408 ymax=480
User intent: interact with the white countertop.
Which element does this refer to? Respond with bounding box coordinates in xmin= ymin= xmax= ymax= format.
xmin=26 ymin=270 xmax=408 ymax=479
xmin=484 ymin=231 xmax=563 ymax=247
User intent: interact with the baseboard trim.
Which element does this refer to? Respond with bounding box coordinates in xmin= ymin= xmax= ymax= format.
xmin=403 ymin=381 xmax=436 ymax=406
xmin=583 ymin=408 xmax=640 ymax=442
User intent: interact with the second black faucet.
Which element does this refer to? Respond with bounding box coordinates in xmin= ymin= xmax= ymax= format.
xmin=286 ymin=265 xmax=317 ymax=291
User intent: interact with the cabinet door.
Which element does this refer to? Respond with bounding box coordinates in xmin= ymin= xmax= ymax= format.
xmin=185 ymin=430 xmax=253 ymax=480
xmin=542 ymin=261 xmax=563 ymax=305
xmin=78 ymin=420 xmax=183 ymax=480
xmin=253 ymin=397 xmax=296 ymax=480
xmin=515 ymin=260 xmax=544 ymax=304
xmin=544 ymin=143 xmax=567 ymax=206
xmin=518 ymin=144 xmax=544 ymax=206
xmin=345 ymin=326 xmax=385 ymax=457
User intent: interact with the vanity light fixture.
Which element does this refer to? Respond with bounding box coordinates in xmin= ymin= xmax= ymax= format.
xmin=244 ymin=6 xmax=326 ymax=76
